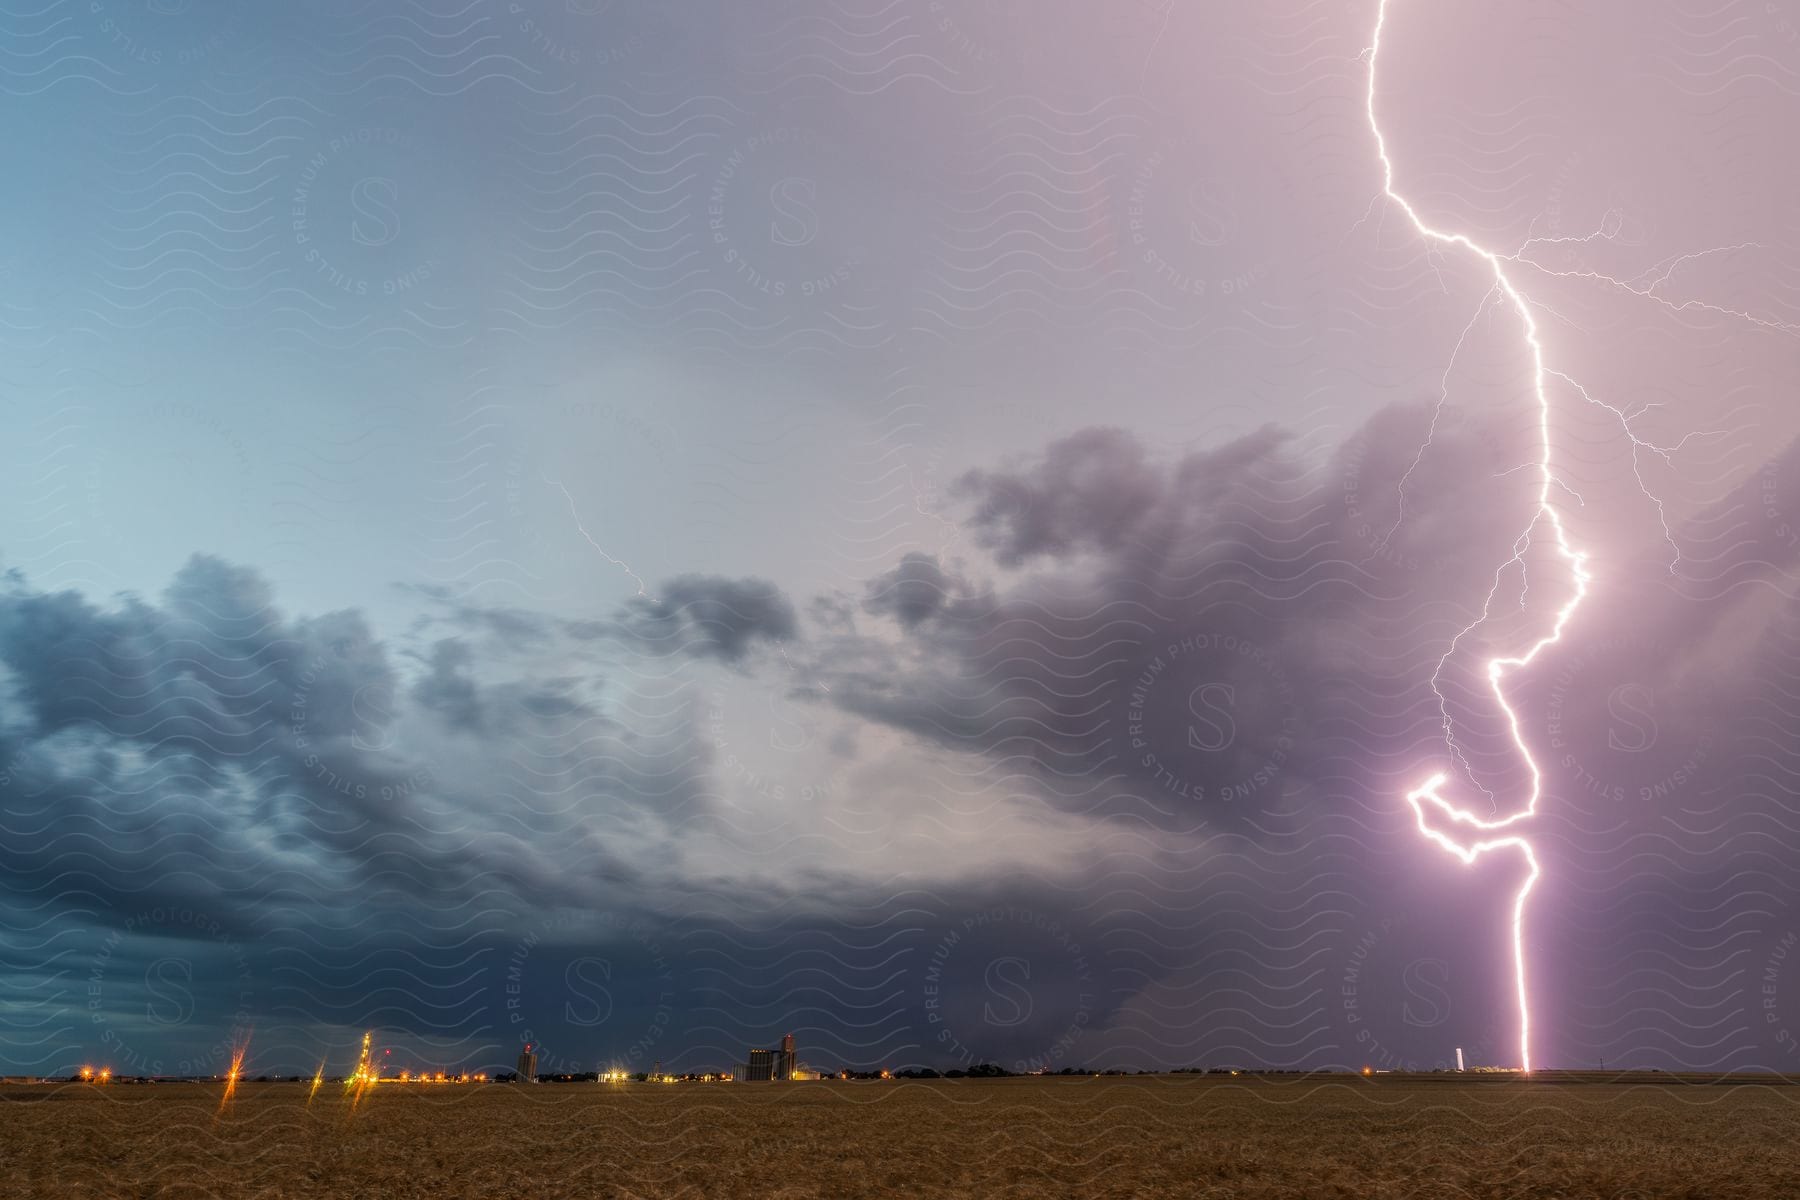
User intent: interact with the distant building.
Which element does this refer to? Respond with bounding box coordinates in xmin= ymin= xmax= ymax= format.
xmin=516 ymin=1044 xmax=538 ymax=1082
xmin=741 ymin=1034 xmax=798 ymax=1082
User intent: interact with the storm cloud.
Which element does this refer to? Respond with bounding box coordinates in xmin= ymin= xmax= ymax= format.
xmin=9 ymin=388 xmax=1795 ymax=1077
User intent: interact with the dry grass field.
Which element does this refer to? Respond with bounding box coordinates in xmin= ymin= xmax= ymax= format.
xmin=2 ymin=1074 xmax=1796 ymax=1199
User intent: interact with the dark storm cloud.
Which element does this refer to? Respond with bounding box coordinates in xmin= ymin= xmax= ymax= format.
xmin=0 ymin=555 xmax=736 ymax=1075
xmin=0 ymin=554 xmax=683 ymax=933
xmin=862 ymin=552 xmax=965 ymax=628
xmin=828 ymin=416 xmax=1800 ymax=834
xmin=818 ymin=407 xmax=1536 ymax=833
xmin=404 ymin=584 xmax=559 ymax=651
xmin=411 ymin=639 xmax=483 ymax=731
xmin=620 ymin=574 xmax=798 ymax=663
xmin=956 ymin=427 xmax=1170 ymax=566
xmin=0 ymin=559 xmax=809 ymax=956
xmin=8 ymin=416 xmax=1800 ymax=1076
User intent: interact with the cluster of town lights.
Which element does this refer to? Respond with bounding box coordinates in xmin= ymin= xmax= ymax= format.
xmin=77 ymin=1037 xmax=904 ymax=1090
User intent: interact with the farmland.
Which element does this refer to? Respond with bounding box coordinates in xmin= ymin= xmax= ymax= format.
xmin=2 ymin=1074 xmax=1794 ymax=1198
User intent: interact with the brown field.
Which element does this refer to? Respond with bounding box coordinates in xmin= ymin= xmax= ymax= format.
xmin=2 ymin=1074 xmax=1796 ymax=1199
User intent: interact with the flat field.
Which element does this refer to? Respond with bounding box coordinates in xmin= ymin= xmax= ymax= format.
xmin=1 ymin=1074 xmax=1795 ymax=1199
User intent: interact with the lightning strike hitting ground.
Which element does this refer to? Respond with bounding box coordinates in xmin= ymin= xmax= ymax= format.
xmin=1365 ymin=0 xmax=1592 ymax=1074
xmin=1365 ymin=1 xmax=1790 ymax=1074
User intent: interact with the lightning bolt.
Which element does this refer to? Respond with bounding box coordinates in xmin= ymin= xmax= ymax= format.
xmin=550 ymin=478 xmax=651 ymax=597
xmin=1365 ymin=2 xmax=1591 ymax=1075
xmin=1364 ymin=2 xmax=1789 ymax=1074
